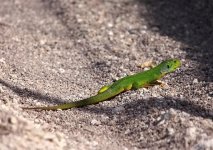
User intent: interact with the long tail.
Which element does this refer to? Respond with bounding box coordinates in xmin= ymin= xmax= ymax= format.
xmin=22 ymin=88 xmax=122 ymax=111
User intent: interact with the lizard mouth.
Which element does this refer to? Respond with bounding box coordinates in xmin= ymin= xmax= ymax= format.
xmin=173 ymin=59 xmax=181 ymax=69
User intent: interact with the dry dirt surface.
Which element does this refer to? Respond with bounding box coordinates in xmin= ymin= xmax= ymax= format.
xmin=0 ymin=0 xmax=212 ymax=149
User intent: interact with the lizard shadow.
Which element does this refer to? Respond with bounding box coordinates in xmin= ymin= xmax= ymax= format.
xmin=0 ymin=78 xmax=212 ymax=121
xmin=80 ymin=96 xmax=213 ymax=121
xmin=81 ymin=96 xmax=212 ymax=149
xmin=0 ymin=78 xmax=65 ymax=104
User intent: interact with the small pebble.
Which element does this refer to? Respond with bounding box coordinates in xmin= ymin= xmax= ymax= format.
xmin=169 ymin=108 xmax=177 ymax=116
xmin=59 ymin=68 xmax=65 ymax=73
xmin=108 ymin=31 xmax=114 ymax=36
xmin=167 ymin=128 xmax=175 ymax=135
xmin=107 ymin=23 xmax=113 ymax=28
xmin=113 ymin=106 xmax=125 ymax=114
xmin=91 ymin=119 xmax=101 ymax=126
xmin=124 ymin=129 xmax=131 ymax=135
xmin=193 ymin=78 xmax=198 ymax=84
xmin=186 ymin=127 xmax=197 ymax=140
xmin=8 ymin=116 xmax=17 ymax=124
xmin=39 ymin=39 xmax=46 ymax=45
xmin=0 ymin=58 xmax=6 ymax=64
xmin=100 ymin=115 xmax=109 ymax=122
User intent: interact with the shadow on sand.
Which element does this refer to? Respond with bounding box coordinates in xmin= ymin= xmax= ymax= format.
xmin=0 ymin=78 xmax=212 ymax=120
xmin=136 ymin=0 xmax=213 ymax=82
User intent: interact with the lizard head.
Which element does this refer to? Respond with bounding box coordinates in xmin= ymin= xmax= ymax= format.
xmin=159 ymin=59 xmax=181 ymax=75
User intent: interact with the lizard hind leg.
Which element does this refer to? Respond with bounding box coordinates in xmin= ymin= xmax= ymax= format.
xmin=144 ymin=80 xmax=166 ymax=88
xmin=98 ymin=85 xmax=111 ymax=94
xmin=132 ymin=80 xmax=165 ymax=90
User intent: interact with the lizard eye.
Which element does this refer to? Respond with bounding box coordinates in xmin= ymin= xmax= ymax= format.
xmin=167 ymin=65 xmax=170 ymax=68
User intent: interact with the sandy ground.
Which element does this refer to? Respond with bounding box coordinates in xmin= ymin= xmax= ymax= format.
xmin=0 ymin=0 xmax=212 ymax=149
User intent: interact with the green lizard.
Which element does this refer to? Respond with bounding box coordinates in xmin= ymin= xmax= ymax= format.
xmin=23 ymin=59 xmax=181 ymax=110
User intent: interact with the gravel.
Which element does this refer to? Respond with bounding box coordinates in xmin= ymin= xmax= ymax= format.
xmin=0 ymin=0 xmax=212 ymax=149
